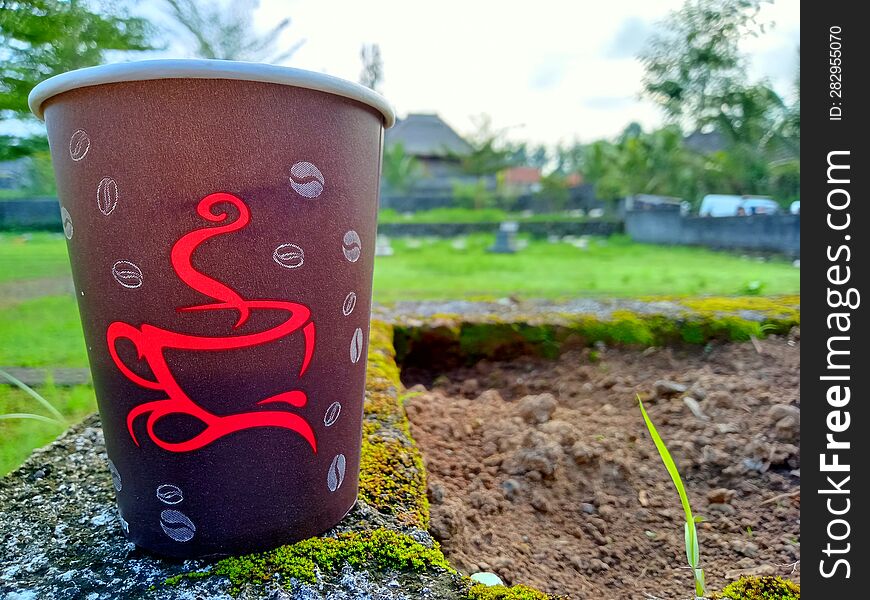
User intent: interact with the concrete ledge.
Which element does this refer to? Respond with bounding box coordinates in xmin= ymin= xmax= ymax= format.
xmin=0 ymin=320 xmax=560 ymax=599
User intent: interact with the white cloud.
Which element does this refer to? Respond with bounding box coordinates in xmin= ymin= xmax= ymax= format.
xmin=128 ymin=0 xmax=800 ymax=146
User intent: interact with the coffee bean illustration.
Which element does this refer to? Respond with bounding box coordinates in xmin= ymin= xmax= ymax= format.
xmin=327 ymin=453 xmax=346 ymax=492
xmin=107 ymin=459 xmax=122 ymax=492
xmin=69 ymin=129 xmax=90 ymax=161
xmin=342 ymin=230 xmax=361 ymax=263
xmin=60 ymin=206 xmax=73 ymax=240
xmin=273 ymin=243 xmax=305 ymax=269
xmin=342 ymin=291 xmax=357 ymax=316
xmin=159 ymin=509 xmax=195 ymax=542
xmin=112 ymin=260 xmax=143 ymax=289
xmin=96 ymin=177 xmax=119 ymax=215
xmin=350 ymin=327 xmax=364 ymax=364
xmin=323 ymin=401 xmax=342 ymax=427
xmin=156 ymin=484 xmax=184 ymax=505
xmin=289 ymin=161 xmax=325 ymax=198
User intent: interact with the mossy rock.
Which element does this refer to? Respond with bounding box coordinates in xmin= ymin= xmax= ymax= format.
xmin=713 ymin=575 xmax=800 ymax=599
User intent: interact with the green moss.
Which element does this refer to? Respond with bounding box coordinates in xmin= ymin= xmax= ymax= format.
xmin=466 ymin=583 xmax=556 ymax=600
xmin=713 ymin=575 xmax=800 ymax=599
xmin=172 ymin=529 xmax=452 ymax=593
xmin=359 ymin=421 xmax=430 ymax=527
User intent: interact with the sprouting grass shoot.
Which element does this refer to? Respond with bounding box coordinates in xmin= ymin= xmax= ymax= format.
xmin=639 ymin=395 xmax=706 ymax=599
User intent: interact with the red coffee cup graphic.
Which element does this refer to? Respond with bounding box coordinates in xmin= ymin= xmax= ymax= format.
xmin=29 ymin=59 xmax=394 ymax=558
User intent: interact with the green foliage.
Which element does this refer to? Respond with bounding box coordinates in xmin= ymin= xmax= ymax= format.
xmin=169 ymin=529 xmax=452 ymax=592
xmin=0 ymin=296 xmax=89 ymax=368
xmin=0 ymin=382 xmax=96 ymax=474
xmin=0 ymin=0 xmax=154 ymax=119
xmin=640 ymin=0 xmax=768 ymax=127
xmin=161 ymin=0 xmax=302 ymax=62
xmin=638 ymin=397 xmax=705 ymax=597
xmin=636 ymin=0 xmax=800 ymax=206
xmin=452 ymin=178 xmax=497 ymax=210
xmin=714 ymin=576 xmax=800 ymax=599
xmin=456 ymin=115 xmax=522 ymax=177
xmin=382 ymin=143 xmax=422 ymax=194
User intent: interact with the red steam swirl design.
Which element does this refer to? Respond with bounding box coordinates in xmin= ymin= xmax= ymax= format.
xmin=107 ymin=192 xmax=317 ymax=453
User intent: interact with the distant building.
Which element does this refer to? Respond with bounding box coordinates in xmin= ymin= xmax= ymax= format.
xmin=0 ymin=158 xmax=33 ymax=191
xmin=500 ymin=166 xmax=541 ymax=194
xmin=384 ymin=113 xmax=481 ymax=196
xmin=683 ymin=130 xmax=728 ymax=154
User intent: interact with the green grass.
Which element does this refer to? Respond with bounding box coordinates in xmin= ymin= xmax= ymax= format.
xmin=0 ymin=295 xmax=88 ymax=367
xmin=372 ymin=234 xmax=800 ymax=302
xmin=0 ymin=232 xmax=71 ymax=283
xmin=0 ymin=383 xmax=96 ymax=474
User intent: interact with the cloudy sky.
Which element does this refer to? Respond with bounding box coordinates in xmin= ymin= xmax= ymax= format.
xmin=240 ymin=0 xmax=800 ymax=145
xmin=27 ymin=0 xmax=799 ymax=147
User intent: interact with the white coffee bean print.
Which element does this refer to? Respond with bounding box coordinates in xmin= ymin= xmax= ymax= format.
xmin=273 ymin=243 xmax=304 ymax=269
xmin=156 ymin=484 xmax=184 ymax=505
xmin=342 ymin=230 xmax=361 ymax=263
xmin=160 ymin=509 xmax=196 ymax=542
xmin=349 ymin=327 xmax=364 ymax=364
xmin=289 ymin=161 xmax=325 ymax=198
xmin=118 ymin=511 xmax=129 ymax=535
xmin=60 ymin=206 xmax=73 ymax=239
xmin=327 ymin=453 xmax=347 ymax=492
xmin=112 ymin=260 xmax=143 ymax=289
xmin=69 ymin=129 xmax=90 ymax=161
xmin=323 ymin=401 xmax=342 ymax=427
xmin=342 ymin=292 xmax=357 ymax=316
xmin=107 ymin=459 xmax=122 ymax=492
xmin=96 ymin=177 xmax=119 ymax=215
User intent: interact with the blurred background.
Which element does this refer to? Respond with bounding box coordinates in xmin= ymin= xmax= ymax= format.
xmin=0 ymin=0 xmax=799 ymax=472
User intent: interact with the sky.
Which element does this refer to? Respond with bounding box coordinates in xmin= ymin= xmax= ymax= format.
xmin=239 ymin=0 xmax=799 ymax=145
xmin=15 ymin=0 xmax=800 ymax=147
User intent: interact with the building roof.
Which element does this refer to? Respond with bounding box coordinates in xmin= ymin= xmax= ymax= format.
xmin=385 ymin=113 xmax=473 ymax=158
xmin=683 ymin=130 xmax=728 ymax=154
xmin=502 ymin=166 xmax=541 ymax=185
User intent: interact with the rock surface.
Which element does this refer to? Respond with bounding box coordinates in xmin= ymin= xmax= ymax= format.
xmin=0 ymin=415 xmax=457 ymax=600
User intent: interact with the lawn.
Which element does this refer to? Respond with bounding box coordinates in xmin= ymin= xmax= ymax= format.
xmin=0 ymin=231 xmax=71 ymax=283
xmin=373 ymin=234 xmax=799 ymax=301
xmin=0 ymin=382 xmax=96 ymax=474
xmin=0 ymin=232 xmax=800 ymax=473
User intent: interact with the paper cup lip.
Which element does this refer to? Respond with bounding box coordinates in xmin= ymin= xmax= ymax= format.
xmin=28 ymin=58 xmax=396 ymax=127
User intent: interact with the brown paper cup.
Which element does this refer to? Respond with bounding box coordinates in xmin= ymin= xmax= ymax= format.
xmin=29 ymin=60 xmax=394 ymax=558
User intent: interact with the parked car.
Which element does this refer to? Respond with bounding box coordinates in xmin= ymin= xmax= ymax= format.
xmin=738 ymin=198 xmax=779 ymax=215
xmin=790 ymin=200 xmax=800 ymax=215
xmin=699 ymin=194 xmax=744 ymax=217
xmin=699 ymin=194 xmax=778 ymax=217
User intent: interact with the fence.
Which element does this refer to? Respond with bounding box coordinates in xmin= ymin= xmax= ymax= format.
xmin=625 ymin=209 xmax=800 ymax=257
xmin=0 ymin=198 xmax=61 ymax=231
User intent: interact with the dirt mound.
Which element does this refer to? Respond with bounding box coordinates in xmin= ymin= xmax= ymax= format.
xmin=404 ymin=336 xmax=800 ymax=599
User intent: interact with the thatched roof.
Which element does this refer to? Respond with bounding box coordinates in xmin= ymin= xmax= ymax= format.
xmin=385 ymin=113 xmax=472 ymax=158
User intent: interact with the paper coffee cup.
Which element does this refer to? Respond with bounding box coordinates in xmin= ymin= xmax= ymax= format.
xmin=29 ymin=59 xmax=394 ymax=558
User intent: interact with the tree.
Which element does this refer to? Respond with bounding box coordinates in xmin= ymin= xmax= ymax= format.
xmin=456 ymin=115 xmax=521 ymax=177
xmin=162 ymin=0 xmax=303 ymax=62
xmin=381 ymin=143 xmax=420 ymax=195
xmin=640 ymin=0 xmax=768 ymax=130
xmin=359 ymin=43 xmax=383 ymax=92
xmin=0 ymin=0 xmax=154 ymax=159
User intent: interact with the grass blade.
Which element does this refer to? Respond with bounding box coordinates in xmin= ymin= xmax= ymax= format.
xmin=639 ymin=395 xmax=706 ymax=598
xmin=0 ymin=413 xmax=66 ymax=426
xmin=0 ymin=368 xmax=67 ymax=424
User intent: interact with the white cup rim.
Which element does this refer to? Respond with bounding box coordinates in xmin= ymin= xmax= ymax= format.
xmin=28 ymin=58 xmax=396 ymax=127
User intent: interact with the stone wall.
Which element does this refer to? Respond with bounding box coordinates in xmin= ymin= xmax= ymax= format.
xmin=625 ymin=209 xmax=800 ymax=257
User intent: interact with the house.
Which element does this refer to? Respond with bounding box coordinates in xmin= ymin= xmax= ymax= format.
xmin=500 ymin=166 xmax=541 ymax=195
xmin=383 ymin=113 xmax=480 ymax=196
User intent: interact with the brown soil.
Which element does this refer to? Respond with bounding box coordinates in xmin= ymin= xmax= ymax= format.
xmin=403 ymin=335 xmax=800 ymax=600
